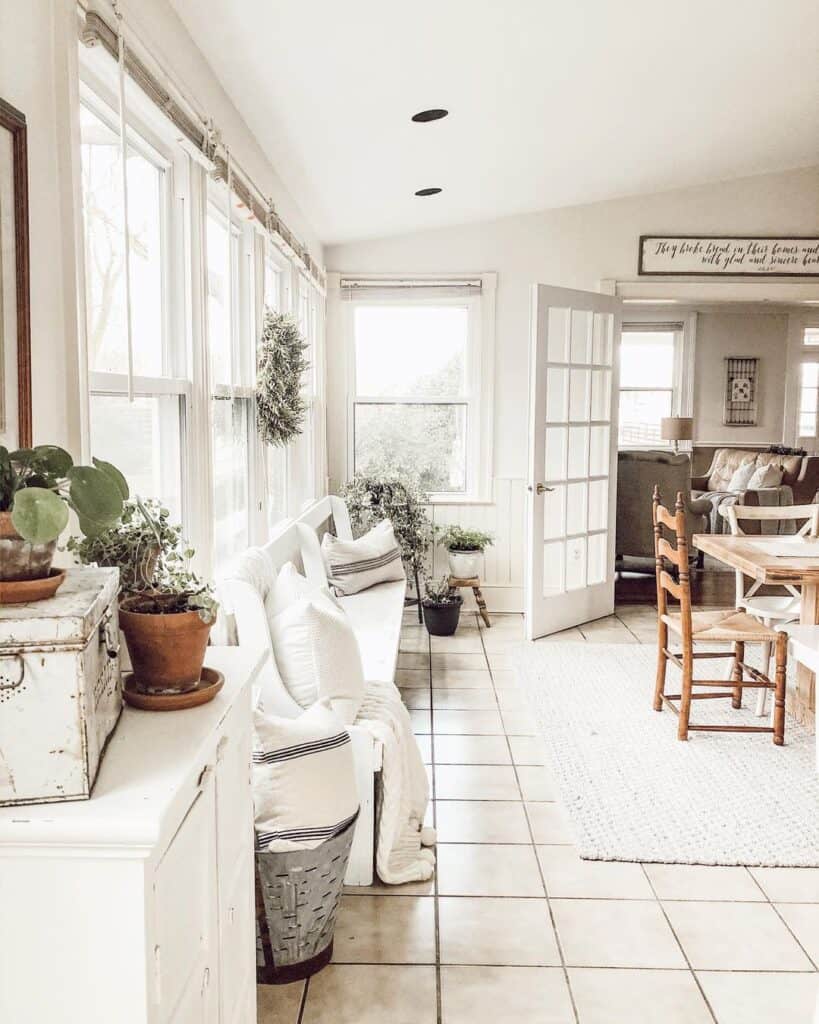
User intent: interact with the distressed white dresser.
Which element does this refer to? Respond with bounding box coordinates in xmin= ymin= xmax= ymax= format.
xmin=0 ymin=646 xmax=264 ymax=1024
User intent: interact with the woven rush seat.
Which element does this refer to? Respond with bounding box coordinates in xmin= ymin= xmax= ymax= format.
xmin=661 ymin=609 xmax=780 ymax=643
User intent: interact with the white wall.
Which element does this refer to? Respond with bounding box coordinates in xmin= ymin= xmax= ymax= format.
xmin=326 ymin=166 xmax=819 ymax=609
xmin=693 ymin=310 xmax=789 ymax=445
xmin=0 ymin=0 xmax=322 ymax=453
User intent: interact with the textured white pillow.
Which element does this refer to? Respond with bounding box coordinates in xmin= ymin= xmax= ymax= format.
xmin=748 ymin=464 xmax=783 ymax=489
xmin=727 ymin=462 xmax=756 ymax=492
xmin=268 ymin=596 xmax=365 ymax=722
xmin=252 ymin=699 xmax=359 ymax=852
xmin=322 ymin=520 xmax=406 ymax=596
xmin=265 ymin=561 xmax=337 ymax=622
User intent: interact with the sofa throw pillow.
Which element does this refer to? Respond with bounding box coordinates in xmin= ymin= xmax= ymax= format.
xmin=265 ymin=561 xmax=338 ymax=622
xmin=252 ymin=699 xmax=359 ymax=852
xmin=321 ymin=520 xmax=406 ymax=596
xmin=748 ymin=464 xmax=783 ymax=489
xmin=727 ymin=462 xmax=756 ymax=492
xmin=268 ymin=596 xmax=366 ymax=722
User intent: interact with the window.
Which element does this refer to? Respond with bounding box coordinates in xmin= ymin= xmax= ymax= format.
xmin=618 ymin=326 xmax=681 ymax=447
xmin=79 ymin=91 xmax=187 ymax=518
xmin=349 ymin=300 xmax=480 ymax=496
xmin=206 ymin=200 xmax=255 ymax=570
xmin=263 ymin=251 xmax=288 ymax=527
xmin=796 ymin=326 xmax=819 ymax=438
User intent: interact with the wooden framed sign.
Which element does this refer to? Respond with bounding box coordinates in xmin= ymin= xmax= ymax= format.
xmin=639 ymin=235 xmax=819 ymax=277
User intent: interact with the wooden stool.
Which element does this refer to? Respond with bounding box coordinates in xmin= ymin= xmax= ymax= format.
xmin=448 ymin=575 xmax=491 ymax=628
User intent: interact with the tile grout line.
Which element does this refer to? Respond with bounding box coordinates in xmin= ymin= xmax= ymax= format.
xmin=428 ymin=611 xmax=442 ymax=1024
xmin=477 ymin=617 xmax=582 ymax=1024
xmin=639 ymin=863 xmax=719 ymax=1023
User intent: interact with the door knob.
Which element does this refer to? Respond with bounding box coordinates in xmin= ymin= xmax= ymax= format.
xmin=528 ymin=483 xmax=554 ymax=494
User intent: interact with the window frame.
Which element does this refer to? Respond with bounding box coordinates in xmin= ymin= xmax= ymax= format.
xmin=617 ymin=312 xmax=696 ymax=451
xmin=787 ymin=318 xmax=819 ymax=443
xmin=344 ymin=288 xmax=491 ymax=502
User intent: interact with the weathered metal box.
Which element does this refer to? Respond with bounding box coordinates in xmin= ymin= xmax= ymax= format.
xmin=0 ymin=568 xmax=122 ymax=806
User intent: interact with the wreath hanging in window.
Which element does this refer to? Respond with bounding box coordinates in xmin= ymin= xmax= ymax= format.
xmin=256 ymin=308 xmax=310 ymax=447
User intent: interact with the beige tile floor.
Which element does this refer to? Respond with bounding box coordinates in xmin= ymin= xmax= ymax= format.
xmin=259 ymin=609 xmax=819 ymax=1023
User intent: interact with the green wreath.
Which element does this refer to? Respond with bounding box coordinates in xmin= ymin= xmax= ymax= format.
xmin=256 ymin=309 xmax=310 ymax=447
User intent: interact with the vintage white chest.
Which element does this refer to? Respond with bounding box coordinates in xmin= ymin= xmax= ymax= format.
xmin=0 ymin=567 xmax=122 ymax=806
xmin=0 ymin=646 xmax=263 ymax=1024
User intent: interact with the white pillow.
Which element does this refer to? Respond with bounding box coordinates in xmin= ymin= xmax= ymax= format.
xmin=727 ymin=462 xmax=756 ymax=492
xmin=747 ymin=464 xmax=783 ymax=489
xmin=268 ymin=596 xmax=365 ymax=722
xmin=252 ymin=699 xmax=359 ymax=852
xmin=321 ymin=520 xmax=406 ymax=596
xmin=265 ymin=561 xmax=337 ymax=621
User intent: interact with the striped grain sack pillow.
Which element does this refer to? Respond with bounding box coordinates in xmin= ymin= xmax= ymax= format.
xmin=321 ymin=520 xmax=406 ymax=596
xmin=252 ymin=699 xmax=359 ymax=852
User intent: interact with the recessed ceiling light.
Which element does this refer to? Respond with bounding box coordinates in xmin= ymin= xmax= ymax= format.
xmin=415 ymin=187 xmax=442 ymax=197
xmin=411 ymin=109 xmax=448 ymax=123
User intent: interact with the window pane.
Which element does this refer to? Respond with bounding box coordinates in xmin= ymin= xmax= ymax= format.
xmin=89 ymin=394 xmax=182 ymax=518
xmin=353 ymin=306 xmax=468 ymax=398
xmin=266 ymin=446 xmax=287 ymax=530
xmin=206 ymin=208 xmax=240 ymax=387
xmin=804 ymin=327 xmax=819 ymax=347
xmin=618 ymin=390 xmax=672 ymax=446
xmin=80 ymin=103 xmax=164 ymax=377
xmin=212 ymin=397 xmax=250 ymax=568
xmin=354 ymin=402 xmax=466 ymax=493
xmin=619 ymin=331 xmax=675 ymax=388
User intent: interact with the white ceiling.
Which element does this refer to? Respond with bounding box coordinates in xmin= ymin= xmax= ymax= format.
xmin=169 ymin=0 xmax=819 ymax=246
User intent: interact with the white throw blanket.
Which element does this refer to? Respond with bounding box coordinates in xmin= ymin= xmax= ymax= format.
xmin=355 ymin=680 xmax=436 ymax=884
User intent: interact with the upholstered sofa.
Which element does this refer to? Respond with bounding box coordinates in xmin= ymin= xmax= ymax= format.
xmin=616 ymin=450 xmax=711 ymax=570
xmin=691 ymin=448 xmax=819 ymax=533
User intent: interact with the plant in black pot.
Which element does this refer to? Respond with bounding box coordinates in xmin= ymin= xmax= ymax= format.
xmin=421 ymin=576 xmax=462 ymax=637
xmin=0 ymin=445 xmax=126 ymax=602
xmin=68 ymin=498 xmax=218 ymax=697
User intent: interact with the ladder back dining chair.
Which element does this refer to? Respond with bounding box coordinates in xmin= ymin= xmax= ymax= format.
xmin=652 ymin=487 xmax=787 ymax=744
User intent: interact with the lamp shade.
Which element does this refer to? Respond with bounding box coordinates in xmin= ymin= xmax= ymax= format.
xmin=660 ymin=416 xmax=693 ymax=442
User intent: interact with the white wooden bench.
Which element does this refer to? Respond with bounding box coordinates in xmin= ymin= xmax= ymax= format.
xmin=219 ymin=495 xmax=406 ymax=885
xmin=786 ymin=625 xmax=819 ymax=772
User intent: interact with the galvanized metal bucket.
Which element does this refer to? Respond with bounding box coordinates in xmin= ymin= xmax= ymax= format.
xmin=255 ymin=812 xmax=358 ymax=984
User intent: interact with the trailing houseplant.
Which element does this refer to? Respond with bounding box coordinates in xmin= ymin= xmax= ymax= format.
xmin=437 ymin=525 xmax=494 ymax=580
xmin=421 ymin=576 xmax=462 ymax=636
xmin=340 ymin=473 xmax=433 ymax=621
xmin=68 ymin=498 xmax=218 ymax=694
xmin=0 ymin=445 xmax=126 ymax=586
xmin=256 ymin=308 xmax=310 ymax=447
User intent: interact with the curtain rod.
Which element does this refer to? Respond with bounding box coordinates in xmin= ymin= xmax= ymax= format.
xmin=339 ymin=278 xmax=483 ymax=289
xmin=79 ymin=8 xmax=326 ymax=293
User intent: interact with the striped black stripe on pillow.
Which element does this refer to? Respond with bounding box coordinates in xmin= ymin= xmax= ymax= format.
xmin=255 ymin=810 xmax=359 ymax=851
xmin=328 ymin=547 xmax=402 ymax=577
xmin=252 ymin=730 xmax=350 ymax=765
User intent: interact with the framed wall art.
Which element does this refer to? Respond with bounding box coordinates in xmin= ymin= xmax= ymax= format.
xmin=639 ymin=235 xmax=819 ymax=277
xmin=0 ymin=97 xmax=32 ymax=449
xmin=723 ymin=357 xmax=759 ymax=427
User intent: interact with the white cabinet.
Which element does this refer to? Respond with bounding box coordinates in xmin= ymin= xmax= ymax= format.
xmin=0 ymin=647 xmax=263 ymax=1024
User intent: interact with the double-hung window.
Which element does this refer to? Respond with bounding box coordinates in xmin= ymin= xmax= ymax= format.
xmin=263 ymin=249 xmax=289 ymax=527
xmin=795 ymin=326 xmax=819 ymax=439
xmin=618 ymin=323 xmax=686 ymax=448
xmin=206 ymin=197 xmax=255 ymax=570
xmin=345 ymin=279 xmax=493 ymax=500
xmin=79 ymin=87 xmax=187 ymax=519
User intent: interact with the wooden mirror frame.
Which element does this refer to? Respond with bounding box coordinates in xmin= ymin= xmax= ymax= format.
xmin=0 ymin=98 xmax=32 ymax=448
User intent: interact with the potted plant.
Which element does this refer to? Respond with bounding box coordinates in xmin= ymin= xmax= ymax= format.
xmin=340 ymin=474 xmax=433 ymax=622
xmin=421 ymin=576 xmax=462 ymax=636
xmin=0 ymin=445 xmax=126 ymax=598
xmin=68 ymin=498 xmax=218 ymax=694
xmin=437 ymin=526 xmax=494 ymax=580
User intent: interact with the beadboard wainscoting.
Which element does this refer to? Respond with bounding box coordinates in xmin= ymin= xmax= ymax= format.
xmin=428 ymin=477 xmax=526 ymax=613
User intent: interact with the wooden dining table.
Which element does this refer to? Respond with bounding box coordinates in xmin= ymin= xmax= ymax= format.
xmin=693 ymin=533 xmax=819 ymax=727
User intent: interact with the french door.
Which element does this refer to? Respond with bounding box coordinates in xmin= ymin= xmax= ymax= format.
xmin=525 ymin=285 xmax=622 ymax=639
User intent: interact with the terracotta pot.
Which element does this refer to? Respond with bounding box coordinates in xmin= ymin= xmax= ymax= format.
xmin=119 ymin=595 xmax=212 ymax=694
xmin=0 ymin=511 xmax=57 ymax=582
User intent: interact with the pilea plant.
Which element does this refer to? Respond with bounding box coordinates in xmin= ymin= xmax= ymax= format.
xmin=436 ymin=525 xmax=495 ymax=552
xmin=0 ymin=445 xmax=126 ymax=543
xmin=67 ymin=497 xmax=217 ymax=622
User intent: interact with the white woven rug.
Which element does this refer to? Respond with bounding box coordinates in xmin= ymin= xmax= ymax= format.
xmin=514 ymin=642 xmax=819 ymax=867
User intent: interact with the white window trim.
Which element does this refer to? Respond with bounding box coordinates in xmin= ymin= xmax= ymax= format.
xmin=784 ymin=314 xmax=819 ymax=447
xmin=617 ymin=310 xmax=696 ymax=451
xmin=342 ymin=273 xmax=496 ymax=503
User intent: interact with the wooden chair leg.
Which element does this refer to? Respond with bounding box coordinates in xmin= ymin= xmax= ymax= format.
xmin=677 ymin=656 xmax=693 ymax=741
xmin=653 ymin=622 xmax=668 ymax=712
xmin=755 ymin=638 xmax=772 ymax=717
xmin=473 ymin=585 xmax=491 ymax=628
xmin=773 ymin=631 xmax=787 ymax=746
xmin=731 ymin=640 xmax=745 ymax=709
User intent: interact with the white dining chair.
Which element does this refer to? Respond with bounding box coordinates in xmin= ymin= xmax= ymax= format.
xmin=724 ymin=502 xmax=819 ymax=716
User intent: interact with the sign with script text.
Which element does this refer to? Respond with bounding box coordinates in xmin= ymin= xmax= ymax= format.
xmin=639 ymin=236 xmax=819 ymax=276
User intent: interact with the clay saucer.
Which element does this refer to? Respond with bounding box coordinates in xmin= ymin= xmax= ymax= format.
xmin=122 ymin=667 xmax=225 ymax=711
xmin=0 ymin=569 xmax=66 ymax=605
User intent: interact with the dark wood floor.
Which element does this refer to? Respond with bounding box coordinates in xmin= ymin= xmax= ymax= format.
xmin=615 ymin=563 xmax=735 ymax=607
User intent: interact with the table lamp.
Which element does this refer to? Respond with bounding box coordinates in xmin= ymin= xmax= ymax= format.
xmin=660 ymin=416 xmax=693 ymax=454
